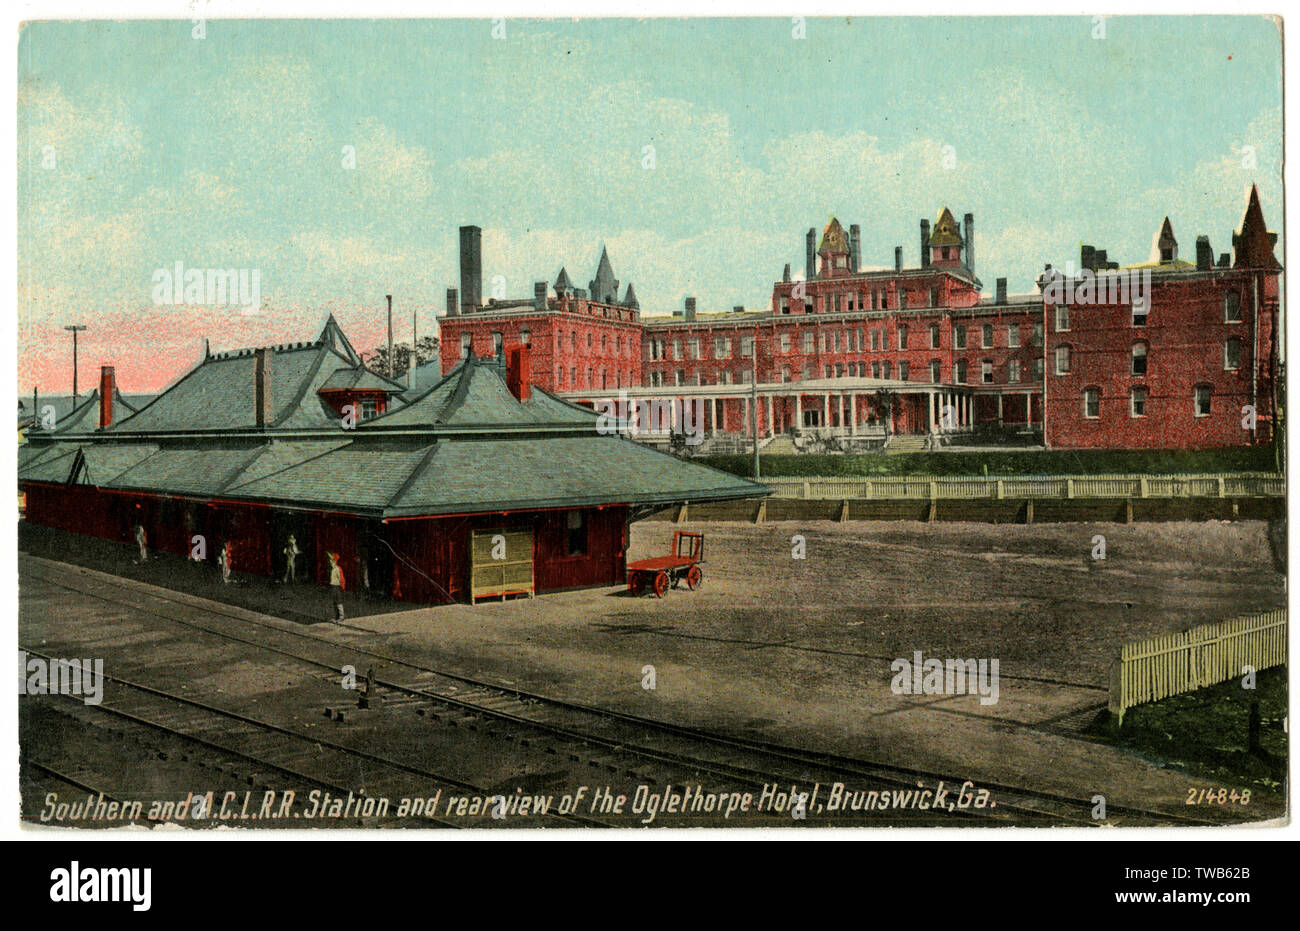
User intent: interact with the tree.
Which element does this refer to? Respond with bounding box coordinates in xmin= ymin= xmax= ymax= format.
xmin=873 ymin=389 xmax=896 ymax=439
xmin=363 ymin=335 xmax=440 ymax=379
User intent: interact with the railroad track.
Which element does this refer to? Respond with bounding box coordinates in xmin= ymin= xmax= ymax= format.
xmin=24 ymin=560 xmax=1228 ymax=827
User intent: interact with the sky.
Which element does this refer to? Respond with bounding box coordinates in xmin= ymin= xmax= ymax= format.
xmin=17 ymin=16 xmax=1283 ymax=395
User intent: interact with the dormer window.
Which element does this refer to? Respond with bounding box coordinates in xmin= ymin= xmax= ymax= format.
xmin=361 ymin=398 xmax=378 ymax=420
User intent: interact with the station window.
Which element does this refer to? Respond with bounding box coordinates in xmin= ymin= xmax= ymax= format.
xmin=930 ymin=324 xmax=941 ymax=349
xmin=1055 ymin=345 xmax=1072 ymax=375
xmin=1033 ymin=357 xmax=1044 ymax=380
xmin=1007 ymin=325 xmax=1020 ymax=348
xmin=898 ymin=325 xmax=909 ymax=350
xmin=981 ymin=360 xmax=993 ymax=384
xmin=982 ymin=325 xmax=994 ymax=349
xmin=956 ymin=360 xmax=968 ymax=384
xmin=955 ymin=325 xmax=967 ymax=349
xmin=803 ymin=332 xmax=815 ymax=354
xmin=1055 ymin=304 xmax=1070 ymax=332
xmin=929 ymin=360 xmax=941 ymax=383
xmin=899 ymin=361 xmax=910 ymax=381
xmin=1009 ymin=360 xmax=1021 ymax=384
xmin=459 ymin=332 xmax=472 ymax=358
xmin=1032 ymin=322 xmax=1044 ymax=347
xmin=565 ymin=511 xmax=588 ymax=557
xmin=780 ymin=334 xmax=791 ymax=353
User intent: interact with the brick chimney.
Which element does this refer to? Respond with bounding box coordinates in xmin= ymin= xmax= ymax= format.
xmin=920 ymin=219 xmax=930 ymax=268
xmin=1196 ymin=235 xmax=1213 ymax=271
xmin=963 ymin=212 xmax=975 ymax=277
xmin=254 ymin=347 xmax=273 ymax=428
xmin=995 ymin=278 xmax=1007 ymax=305
xmin=894 ymin=246 xmax=903 ymax=272
xmin=446 ymin=287 xmax=459 ymax=317
xmin=805 ymin=228 xmax=816 ymax=281
xmin=684 ymin=297 xmax=696 ymax=321
xmin=849 ymin=224 xmax=861 ymax=272
xmin=98 ymin=366 xmax=115 ymax=429
xmin=506 ymin=345 xmax=531 ymax=401
xmin=459 ymin=225 xmax=482 ymax=314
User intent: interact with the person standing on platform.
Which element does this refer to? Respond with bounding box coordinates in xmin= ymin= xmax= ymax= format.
xmin=328 ymin=551 xmax=346 ymax=621
xmin=133 ymin=523 xmax=148 ymax=564
xmin=219 ymin=540 xmax=233 ymax=584
xmin=282 ymin=534 xmax=300 ymax=583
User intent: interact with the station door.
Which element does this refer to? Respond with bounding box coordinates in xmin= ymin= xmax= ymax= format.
xmin=469 ymin=527 xmax=535 ymax=604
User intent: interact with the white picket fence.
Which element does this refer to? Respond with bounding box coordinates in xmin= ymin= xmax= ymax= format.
xmin=762 ymin=472 xmax=1284 ymax=501
xmin=1109 ymin=610 xmax=1287 ymax=719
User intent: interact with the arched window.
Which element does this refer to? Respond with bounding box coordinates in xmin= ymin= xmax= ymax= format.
xmin=1131 ymin=341 xmax=1148 ymax=376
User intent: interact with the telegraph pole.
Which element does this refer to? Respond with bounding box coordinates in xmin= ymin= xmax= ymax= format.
xmin=750 ymin=328 xmax=760 ymax=479
xmin=386 ymin=295 xmax=394 ymax=378
xmin=64 ymin=325 xmax=87 ymax=400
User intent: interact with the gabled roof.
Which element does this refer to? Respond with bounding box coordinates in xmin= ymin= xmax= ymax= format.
xmin=928 ymin=207 xmax=963 ymax=246
xmin=361 ymin=353 xmax=598 ymax=430
xmin=1233 ymin=184 xmax=1282 ymax=271
xmin=817 ymin=217 xmax=849 ymax=254
xmin=30 ymin=388 xmax=143 ymax=435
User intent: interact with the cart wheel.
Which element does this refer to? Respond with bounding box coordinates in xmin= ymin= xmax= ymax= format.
xmin=652 ymin=570 xmax=670 ymax=598
xmin=686 ymin=565 xmax=702 ymax=590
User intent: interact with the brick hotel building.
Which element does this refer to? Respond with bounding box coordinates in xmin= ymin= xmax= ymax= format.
xmin=440 ymin=186 xmax=1281 ymax=451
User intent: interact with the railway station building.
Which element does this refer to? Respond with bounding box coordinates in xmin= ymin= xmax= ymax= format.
xmin=18 ymin=317 xmax=766 ymax=604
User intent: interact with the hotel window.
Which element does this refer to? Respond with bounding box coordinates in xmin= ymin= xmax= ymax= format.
xmin=570 ymin=366 xmax=577 ymax=386
xmin=834 ymin=364 xmax=845 ymax=378
xmin=930 ymin=287 xmax=940 ymax=307
xmin=929 ymin=360 xmax=941 ymax=384
xmin=1008 ymin=360 xmax=1021 ymax=383
xmin=600 ymin=368 xmax=608 ymax=390
xmin=521 ymin=328 xmax=531 ymax=346
xmin=1224 ymin=292 xmax=1242 ymax=323
xmin=955 ymin=325 xmax=967 ymax=349
xmin=870 ymin=330 xmax=880 ymax=351
xmin=1007 ymin=325 xmax=1020 ymax=348
xmin=956 ymin=360 xmax=968 ymax=384
xmin=587 ymin=333 xmax=593 ymax=349
xmin=1195 ymin=385 xmax=1212 ymax=417
xmin=833 ymin=331 xmax=841 ymax=352
xmin=1032 ymin=322 xmax=1043 ymax=347
xmin=715 ymin=337 xmax=731 ymax=358
xmin=649 ymin=371 xmax=661 ymax=387
xmin=719 ymin=371 xmax=731 ymax=385
xmin=459 ymin=332 xmax=472 ymax=358
xmin=675 ymin=370 xmax=685 ymax=386
xmin=1131 ymin=342 xmax=1148 ymax=376
xmin=898 ymin=325 xmax=909 ymax=350
xmin=982 ymin=325 xmax=994 ymax=349
xmin=1055 ymin=345 xmax=1071 ymax=375
xmin=1083 ymin=387 xmax=1100 ymax=419
xmin=803 ymin=332 xmax=815 ymax=353
xmin=899 ymin=291 xmax=908 ymax=310
xmin=803 ymin=365 xmax=814 ymax=380
xmin=1055 ymin=304 xmax=1070 ymax=332
xmin=824 ymin=365 xmax=833 ymax=378
xmin=1033 ymin=357 xmax=1044 ymax=380
xmin=833 ymin=293 xmax=841 ymax=313
xmin=981 ymin=360 xmax=993 ymax=384
xmin=741 ymin=370 xmax=753 ymax=384
xmin=741 ymin=336 xmax=754 ymax=357
xmin=1132 ymin=295 xmax=1148 ymax=327
xmin=855 ymin=329 xmax=864 ymax=351
xmin=780 ymin=333 xmax=791 ymax=353
xmin=930 ymin=324 xmax=941 ymax=349
xmin=781 ymin=366 xmax=791 ymax=383
xmin=881 ymin=331 xmax=889 ymax=350
xmin=779 ymin=296 xmax=790 ymax=314
xmin=690 ymin=338 xmax=701 ymax=360
xmin=899 ymin=361 xmax=910 ymax=381
xmin=570 ymin=332 xmax=577 ymax=350
xmin=673 ymin=339 xmax=682 ymax=359
xmin=1130 ymin=387 xmax=1147 ymax=418
xmin=871 ymin=362 xmax=881 ymax=379
xmin=1224 ymin=338 xmax=1243 ymax=370
xmin=882 ymin=362 xmax=892 ymax=379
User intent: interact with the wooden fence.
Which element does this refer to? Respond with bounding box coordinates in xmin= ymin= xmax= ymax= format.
xmin=1108 ymin=609 xmax=1288 ymax=721
xmin=762 ymin=472 xmax=1284 ymax=501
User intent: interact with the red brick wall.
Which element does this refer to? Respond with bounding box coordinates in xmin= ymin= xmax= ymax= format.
xmin=1045 ymin=271 xmax=1278 ymax=449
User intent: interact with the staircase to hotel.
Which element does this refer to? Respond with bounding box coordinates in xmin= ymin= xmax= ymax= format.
xmin=884 ymin=434 xmax=931 ymax=454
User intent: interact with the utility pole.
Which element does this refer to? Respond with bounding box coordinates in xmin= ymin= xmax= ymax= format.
xmin=410 ymin=306 xmax=417 ymax=390
xmin=64 ymin=325 xmax=87 ymax=400
xmin=386 ymin=295 xmax=394 ymax=379
xmin=750 ymin=328 xmax=760 ymax=479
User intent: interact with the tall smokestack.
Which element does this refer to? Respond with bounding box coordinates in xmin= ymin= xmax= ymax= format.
xmin=963 ymin=213 xmax=975 ymax=277
xmin=254 ymin=348 xmax=272 ymax=428
xmin=894 ymin=246 xmax=903 ymax=273
xmin=98 ymin=366 xmax=115 ymax=429
xmin=806 ymin=228 xmax=816 ymax=281
xmin=920 ymin=219 xmax=931 ymax=268
xmin=459 ymin=225 xmax=482 ymax=314
xmin=849 ymin=224 xmax=861 ymax=272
